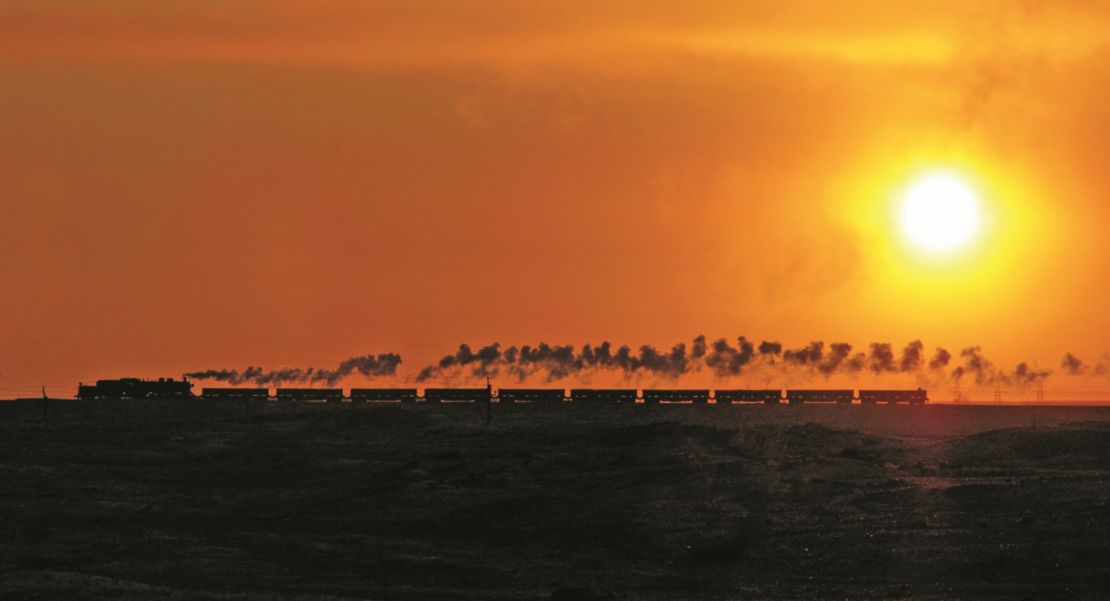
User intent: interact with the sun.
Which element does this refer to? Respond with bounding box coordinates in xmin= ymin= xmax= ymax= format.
xmin=899 ymin=172 xmax=980 ymax=252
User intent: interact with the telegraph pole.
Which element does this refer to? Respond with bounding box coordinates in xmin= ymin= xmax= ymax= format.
xmin=485 ymin=377 xmax=492 ymax=427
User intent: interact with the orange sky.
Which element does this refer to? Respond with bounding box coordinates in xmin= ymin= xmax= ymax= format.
xmin=2 ymin=1 xmax=1109 ymax=398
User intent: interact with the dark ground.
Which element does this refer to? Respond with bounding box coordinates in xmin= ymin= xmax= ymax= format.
xmin=2 ymin=400 xmax=1109 ymax=600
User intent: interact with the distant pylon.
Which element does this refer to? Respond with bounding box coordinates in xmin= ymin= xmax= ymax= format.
xmin=1036 ymin=381 xmax=1045 ymax=403
xmin=994 ymin=382 xmax=1002 ymax=404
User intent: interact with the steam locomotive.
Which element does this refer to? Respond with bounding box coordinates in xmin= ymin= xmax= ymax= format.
xmin=77 ymin=378 xmax=193 ymax=400
xmin=76 ymin=378 xmax=927 ymax=404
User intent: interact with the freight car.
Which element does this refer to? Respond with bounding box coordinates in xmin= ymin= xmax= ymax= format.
xmin=276 ymin=388 xmax=344 ymax=403
xmin=569 ymin=389 xmax=638 ymax=403
xmin=349 ymin=388 xmax=418 ymax=403
xmin=858 ymin=389 xmax=927 ymax=404
xmin=785 ymin=389 xmax=854 ymax=404
xmin=423 ymin=388 xmax=491 ymax=403
xmin=713 ymin=389 xmax=783 ymax=404
xmin=641 ymin=389 xmax=711 ymax=404
xmin=202 ymin=387 xmax=269 ymax=400
xmin=78 ymin=378 xmax=193 ymax=400
xmin=497 ymin=388 xmax=567 ymax=403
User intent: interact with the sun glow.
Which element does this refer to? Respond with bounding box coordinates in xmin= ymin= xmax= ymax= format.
xmin=899 ymin=173 xmax=980 ymax=252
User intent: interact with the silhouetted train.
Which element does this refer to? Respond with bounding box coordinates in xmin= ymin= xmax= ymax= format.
xmin=351 ymin=388 xmax=418 ymax=403
xmin=202 ymin=387 xmax=269 ymax=401
xmin=77 ymin=378 xmax=194 ymax=400
xmin=76 ymin=378 xmax=927 ymax=404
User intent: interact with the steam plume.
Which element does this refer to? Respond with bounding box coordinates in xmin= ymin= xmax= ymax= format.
xmin=819 ymin=343 xmax=854 ymax=375
xmin=1061 ymin=353 xmax=1086 ymax=375
xmin=415 ymin=335 xmax=1053 ymax=390
xmin=758 ymin=341 xmax=782 ymax=356
xmin=783 ymin=341 xmax=823 ymax=366
xmin=1012 ymin=362 xmax=1051 ymax=388
xmin=929 ymin=348 xmax=952 ymax=370
xmin=951 ymin=346 xmax=993 ymax=385
xmin=868 ymin=343 xmax=896 ymax=373
xmin=704 ymin=337 xmax=755 ymax=377
xmin=186 ymin=353 xmax=402 ymax=387
xmin=899 ymin=340 xmax=925 ymax=372
xmin=415 ymin=336 xmax=788 ymax=382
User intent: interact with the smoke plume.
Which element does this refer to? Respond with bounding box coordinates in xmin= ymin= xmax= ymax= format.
xmin=943 ymin=346 xmax=1053 ymax=388
xmin=704 ymin=336 xmax=755 ymax=377
xmin=868 ymin=343 xmax=897 ymax=373
xmin=899 ymin=340 xmax=925 ymax=372
xmin=185 ymin=337 xmax=1090 ymax=393
xmin=1012 ymin=362 xmax=1051 ymax=388
xmin=186 ymin=353 xmax=402 ymax=387
xmin=929 ymin=348 xmax=952 ymax=371
xmin=416 ymin=335 xmax=1056 ymax=390
xmin=1061 ymin=352 xmax=1086 ymax=375
xmin=783 ymin=341 xmax=823 ymax=366
xmin=819 ymin=343 xmax=854 ymax=375
xmin=758 ymin=341 xmax=782 ymax=356
xmin=415 ymin=336 xmax=790 ymax=383
xmin=951 ymin=346 xmax=993 ymax=385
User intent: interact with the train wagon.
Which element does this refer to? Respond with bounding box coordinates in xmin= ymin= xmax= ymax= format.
xmin=423 ymin=388 xmax=491 ymax=403
xmin=785 ymin=389 xmax=854 ymax=404
xmin=78 ymin=377 xmax=194 ymax=400
xmin=569 ymin=389 xmax=638 ymax=403
xmin=859 ymin=389 xmax=928 ymax=404
xmin=202 ymin=388 xmax=269 ymax=401
xmin=713 ymin=389 xmax=782 ymax=404
xmin=497 ymin=388 xmax=566 ymax=403
xmin=349 ymin=388 xmax=418 ymax=403
xmin=641 ymin=389 xmax=711 ymax=404
xmin=276 ymin=388 xmax=344 ymax=403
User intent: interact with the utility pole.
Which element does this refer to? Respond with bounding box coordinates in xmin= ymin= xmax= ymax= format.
xmin=485 ymin=377 xmax=492 ymax=427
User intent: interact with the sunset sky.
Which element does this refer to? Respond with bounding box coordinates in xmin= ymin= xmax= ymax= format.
xmin=2 ymin=1 xmax=1109 ymax=397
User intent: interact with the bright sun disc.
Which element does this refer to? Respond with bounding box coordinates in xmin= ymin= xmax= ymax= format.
xmin=899 ymin=173 xmax=980 ymax=252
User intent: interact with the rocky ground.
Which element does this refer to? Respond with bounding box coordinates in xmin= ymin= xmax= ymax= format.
xmin=1 ymin=400 xmax=1108 ymax=600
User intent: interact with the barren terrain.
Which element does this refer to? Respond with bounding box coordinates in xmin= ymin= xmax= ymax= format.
xmin=2 ymin=400 xmax=1108 ymax=600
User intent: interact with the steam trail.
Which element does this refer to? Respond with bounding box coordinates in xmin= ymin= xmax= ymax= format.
xmin=186 ymin=353 xmax=402 ymax=387
xmin=415 ymin=335 xmax=1052 ymax=389
xmin=1061 ymin=353 xmax=1086 ymax=375
xmin=186 ymin=337 xmax=1086 ymax=391
xmin=929 ymin=348 xmax=952 ymax=371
